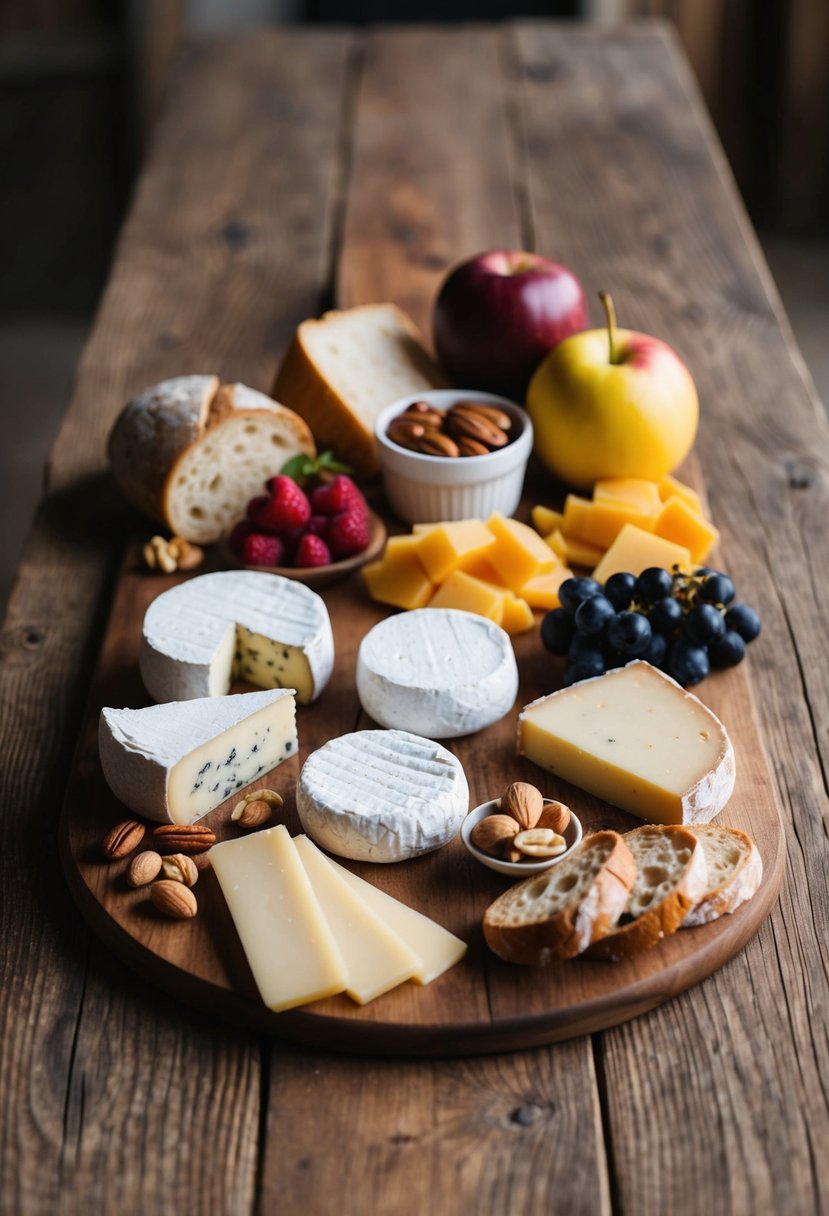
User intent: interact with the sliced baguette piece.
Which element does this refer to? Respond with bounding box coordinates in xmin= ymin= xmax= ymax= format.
xmin=483 ymin=830 xmax=637 ymax=965
xmin=586 ymin=825 xmax=709 ymax=962
xmin=682 ymin=824 xmax=763 ymax=927
xmin=273 ymin=303 xmax=449 ymax=479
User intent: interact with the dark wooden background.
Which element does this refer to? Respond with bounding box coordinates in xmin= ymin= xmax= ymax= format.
xmin=1 ymin=21 xmax=828 ymax=1215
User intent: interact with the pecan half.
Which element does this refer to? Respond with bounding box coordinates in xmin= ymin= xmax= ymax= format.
xmin=445 ymin=408 xmax=508 ymax=448
xmin=102 ymin=819 xmax=146 ymax=861
xmin=416 ymin=430 xmax=460 ymax=458
xmin=451 ymin=400 xmax=512 ymax=431
xmin=151 ymin=823 xmax=216 ymax=855
xmin=457 ymin=436 xmax=491 ymax=457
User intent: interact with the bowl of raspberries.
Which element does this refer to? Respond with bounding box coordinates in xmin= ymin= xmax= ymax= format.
xmin=227 ymin=456 xmax=385 ymax=586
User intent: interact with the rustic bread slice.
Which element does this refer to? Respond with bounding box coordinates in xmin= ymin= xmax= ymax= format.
xmin=682 ymin=824 xmax=762 ymax=927
xmin=108 ymin=377 xmax=315 ymax=544
xmin=273 ymin=303 xmax=449 ymax=478
xmin=586 ymin=825 xmax=708 ymax=961
xmin=483 ymin=830 xmax=636 ymax=965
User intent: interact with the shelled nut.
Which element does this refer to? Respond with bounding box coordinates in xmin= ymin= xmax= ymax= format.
xmin=151 ymin=824 xmax=216 ymax=855
xmin=161 ymin=853 xmax=199 ymax=887
xmin=126 ymin=850 xmax=162 ymax=888
xmin=500 ymin=782 xmax=544 ymax=831
xmin=143 ymin=534 xmax=204 ymax=573
xmin=386 ymin=398 xmax=513 ymax=459
xmin=150 ymin=879 xmax=197 ymax=919
xmin=102 ymin=819 xmax=145 ymax=861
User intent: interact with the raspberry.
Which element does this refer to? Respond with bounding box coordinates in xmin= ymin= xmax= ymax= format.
xmin=241 ymin=532 xmax=285 ymax=567
xmin=307 ymin=514 xmax=331 ymax=540
xmin=310 ymin=475 xmax=367 ymax=518
xmin=328 ymin=508 xmax=371 ymax=559
xmin=256 ymin=475 xmax=311 ymax=532
xmin=246 ymin=495 xmax=269 ymax=525
xmin=294 ymin=533 xmax=332 ymax=568
xmin=229 ymin=520 xmax=255 ymax=555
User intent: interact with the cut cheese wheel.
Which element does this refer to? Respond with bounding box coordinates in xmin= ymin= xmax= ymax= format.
xmin=518 ymin=660 xmax=735 ymax=825
xmin=682 ymin=824 xmax=763 ymax=926
xmin=140 ymin=570 xmax=333 ymax=705
xmin=356 ymin=608 xmax=518 ymax=739
xmin=99 ymin=688 xmax=296 ymax=824
xmin=209 ymin=826 xmax=347 ymax=1012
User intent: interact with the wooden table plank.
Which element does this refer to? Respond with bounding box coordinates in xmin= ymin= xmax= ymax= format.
xmin=509 ymin=19 xmax=829 ymax=1213
xmin=0 ymin=29 xmax=355 ymax=1214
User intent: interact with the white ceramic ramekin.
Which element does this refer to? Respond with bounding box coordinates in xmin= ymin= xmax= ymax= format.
xmin=374 ymin=390 xmax=533 ymax=524
xmin=461 ymin=799 xmax=583 ymax=878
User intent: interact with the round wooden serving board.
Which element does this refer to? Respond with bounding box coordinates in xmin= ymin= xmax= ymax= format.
xmin=60 ymin=538 xmax=785 ymax=1057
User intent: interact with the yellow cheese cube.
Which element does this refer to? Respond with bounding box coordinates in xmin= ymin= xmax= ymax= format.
xmin=653 ymin=497 xmax=719 ymax=564
xmin=591 ymin=524 xmax=691 ymax=584
xmin=577 ymin=500 xmax=658 ymax=549
xmin=426 ymin=570 xmax=507 ymax=624
xmin=546 ymin=529 xmax=604 ymax=570
xmin=518 ymin=566 xmax=571 ymax=610
xmin=593 ymin=478 xmax=662 ymax=512
xmin=500 ymin=594 xmax=536 ymax=634
xmin=658 ymin=474 xmax=702 ymax=515
xmin=531 ymin=505 xmax=564 ymax=536
xmin=415 ymin=519 xmax=496 ymax=583
xmin=486 ymin=513 xmax=556 ymax=589
xmin=562 ymin=495 xmax=594 ymax=539
xmin=459 ymin=552 xmax=503 ymax=583
xmin=363 ymin=536 xmax=434 ymax=610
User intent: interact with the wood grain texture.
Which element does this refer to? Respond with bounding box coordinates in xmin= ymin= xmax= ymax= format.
xmin=0 ymin=28 xmax=354 ymax=1216
xmin=508 ymin=19 xmax=829 ymax=1213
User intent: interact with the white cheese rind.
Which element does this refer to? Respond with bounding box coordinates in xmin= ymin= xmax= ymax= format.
xmin=296 ymin=729 xmax=469 ymax=862
xmin=356 ymin=608 xmax=518 ymax=739
xmin=139 ymin=570 xmax=333 ymax=704
xmin=99 ymin=688 xmax=297 ymax=824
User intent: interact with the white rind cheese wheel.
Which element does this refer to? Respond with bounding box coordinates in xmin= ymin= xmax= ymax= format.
xmin=107 ymin=376 xmax=315 ymax=543
xmin=140 ymin=570 xmax=333 ymax=705
xmin=99 ymin=688 xmax=296 ymax=824
xmin=356 ymin=608 xmax=518 ymax=739
xmin=296 ymin=729 xmax=469 ymax=862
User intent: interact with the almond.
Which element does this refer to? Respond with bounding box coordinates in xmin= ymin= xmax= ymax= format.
xmin=161 ymin=853 xmax=199 ymax=887
xmin=102 ymin=819 xmax=146 ymax=860
xmin=126 ymin=850 xmax=162 ymax=887
xmin=231 ymin=799 xmax=272 ymax=829
xmin=151 ymin=824 xmax=216 ymax=855
xmin=500 ymin=783 xmax=544 ymax=831
xmin=150 ymin=879 xmax=197 ymax=919
xmin=536 ymin=801 xmax=571 ymax=834
xmin=471 ymin=813 xmax=518 ymax=857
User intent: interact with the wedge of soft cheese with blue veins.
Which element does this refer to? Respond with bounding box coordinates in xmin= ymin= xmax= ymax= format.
xmin=139 ymin=570 xmax=333 ymax=705
xmin=99 ymin=688 xmax=296 ymax=823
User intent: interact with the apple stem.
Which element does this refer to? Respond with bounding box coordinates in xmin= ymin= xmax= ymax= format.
xmin=598 ymin=291 xmax=618 ymax=364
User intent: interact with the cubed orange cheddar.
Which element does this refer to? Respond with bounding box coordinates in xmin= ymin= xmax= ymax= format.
xmin=546 ymin=529 xmax=604 ymax=570
xmin=425 ymin=570 xmax=508 ymax=624
xmin=591 ymin=524 xmax=691 ymax=584
xmin=658 ymin=474 xmax=702 ymax=515
xmin=500 ymin=594 xmax=536 ymax=635
xmin=593 ymin=478 xmax=662 ymax=513
xmin=575 ymin=500 xmax=658 ymax=550
xmin=486 ymin=513 xmax=556 ymax=589
xmin=562 ymin=495 xmax=594 ymax=539
xmin=518 ymin=565 xmax=571 ymax=610
xmin=459 ymin=552 xmax=503 ymax=582
xmin=415 ymin=519 xmax=496 ymax=583
xmin=653 ymin=497 xmax=719 ymax=564
xmin=363 ymin=536 xmax=434 ymax=610
xmin=531 ymin=504 xmax=564 ymax=536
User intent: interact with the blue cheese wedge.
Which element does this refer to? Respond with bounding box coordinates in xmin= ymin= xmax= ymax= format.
xmin=139 ymin=570 xmax=333 ymax=705
xmin=99 ymin=688 xmax=296 ymax=824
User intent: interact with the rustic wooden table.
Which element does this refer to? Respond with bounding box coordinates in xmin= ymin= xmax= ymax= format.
xmin=2 ymin=19 xmax=827 ymax=1215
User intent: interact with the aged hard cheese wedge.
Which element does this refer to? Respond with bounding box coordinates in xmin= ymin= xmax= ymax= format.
xmin=518 ymin=661 xmax=735 ymax=825
xmin=297 ymin=729 xmax=469 ymax=862
xmin=99 ymin=689 xmax=296 ymax=824
xmin=140 ymin=570 xmax=333 ymax=705
xmin=294 ymin=836 xmax=420 ymax=1004
xmin=209 ymin=826 xmax=347 ymax=1012
xmin=356 ymin=608 xmax=518 ymax=738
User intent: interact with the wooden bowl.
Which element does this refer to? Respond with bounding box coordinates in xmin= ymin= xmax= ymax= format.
xmin=223 ymin=509 xmax=387 ymax=588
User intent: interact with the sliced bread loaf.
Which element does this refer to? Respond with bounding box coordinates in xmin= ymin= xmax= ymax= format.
xmin=682 ymin=824 xmax=762 ymax=927
xmin=586 ymin=825 xmax=708 ymax=962
xmin=483 ymin=830 xmax=636 ymax=965
xmin=273 ymin=304 xmax=448 ymax=478
xmin=108 ymin=377 xmax=315 ymax=544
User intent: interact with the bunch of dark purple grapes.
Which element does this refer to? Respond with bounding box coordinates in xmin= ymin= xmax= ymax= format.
xmin=541 ymin=566 xmax=761 ymax=687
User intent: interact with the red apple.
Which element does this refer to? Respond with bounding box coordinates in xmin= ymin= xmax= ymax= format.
xmin=432 ymin=250 xmax=588 ymax=400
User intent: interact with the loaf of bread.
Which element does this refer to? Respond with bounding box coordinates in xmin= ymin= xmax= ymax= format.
xmin=586 ymin=825 xmax=708 ymax=961
xmin=483 ymin=830 xmax=636 ymax=965
xmin=108 ymin=376 xmax=315 ymax=544
xmin=682 ymin=824 xmax=762 ymax=926
xmin=273 ymin=304 xmax=449 ymax=479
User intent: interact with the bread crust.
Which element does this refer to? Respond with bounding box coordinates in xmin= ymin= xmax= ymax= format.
xmin=586 ymin=825 xmax=709 ymax=961
xmin=682 ymin=825 xmax=763 ymax=927
xmin=483 ymin=831 xmax=637 ymax=966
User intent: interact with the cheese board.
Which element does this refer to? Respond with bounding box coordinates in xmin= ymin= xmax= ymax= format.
xmin=59 ymin=490 xmax=785 ymax=1057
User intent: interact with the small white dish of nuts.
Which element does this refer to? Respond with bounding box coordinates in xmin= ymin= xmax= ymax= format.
xmin=461 ymin=782 xmax=583 ymax=877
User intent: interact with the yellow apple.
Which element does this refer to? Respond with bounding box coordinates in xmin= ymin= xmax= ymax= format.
xmin=526 ymin=292 xmax=698 ymax=489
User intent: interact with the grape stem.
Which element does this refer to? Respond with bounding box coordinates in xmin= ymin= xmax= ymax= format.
xmin=598 ymin=291 xmax=618 ymax=365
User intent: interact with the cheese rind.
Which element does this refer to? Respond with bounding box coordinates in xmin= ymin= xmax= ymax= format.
xmin=518 ymin=661 xmax=735 ymax=825
xmin=356 ymin=608 xmax=518 ymax=739
xmin=140 ymin=570 xmax=333 ymax=704
xmin=99 ymin=689 xmax=297 ymax=824
xmin=209 ymin=826 xmax=347 ymax=1012
xmin=297 ymin=729 xmax=469 ymax=862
